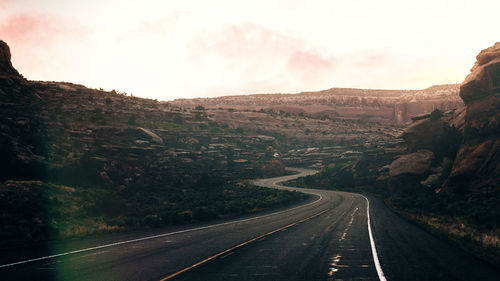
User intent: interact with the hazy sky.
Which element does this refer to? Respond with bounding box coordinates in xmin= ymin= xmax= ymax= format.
xmin=1 ymin=0 xmax=499 ymax=100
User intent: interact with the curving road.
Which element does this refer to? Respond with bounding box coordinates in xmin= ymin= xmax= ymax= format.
xmin=1 ymin=168 xmax=499 ymax=281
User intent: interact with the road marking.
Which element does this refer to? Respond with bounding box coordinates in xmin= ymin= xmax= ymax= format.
xmin=361 ymin=195 xmax=387 ymax=281
xmin=259 ymin=170 xmax=386 ymax=281
xmin=159 ymin=208 xmax=330 ymax=281
xmin=0 ymin=171 xmax=321 ymax=269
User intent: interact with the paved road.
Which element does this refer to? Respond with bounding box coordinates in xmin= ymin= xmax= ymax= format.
xmin=1 ymin=168 xmax=499 ymax=280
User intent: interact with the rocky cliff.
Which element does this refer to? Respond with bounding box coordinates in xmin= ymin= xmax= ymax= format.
xmin=444 ymin=42 xmax=500 ymax=193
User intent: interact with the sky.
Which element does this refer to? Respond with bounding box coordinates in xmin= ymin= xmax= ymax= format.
xmin=0 ymin=0 xmax=499 ymax=101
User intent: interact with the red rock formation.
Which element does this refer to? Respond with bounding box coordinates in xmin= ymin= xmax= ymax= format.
xmin=445 ymin=42 xmax=500 ymax=192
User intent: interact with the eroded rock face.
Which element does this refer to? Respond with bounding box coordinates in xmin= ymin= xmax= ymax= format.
xmin=445 ymin=42 xmax=500 ymax=192
xmin=0 ymin=40 xmax=20 ymax=76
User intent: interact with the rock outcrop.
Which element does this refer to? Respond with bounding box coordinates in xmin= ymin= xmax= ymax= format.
xmin=136 ymin=127 xmax=163 ymax=144
xmin=402 ymin=117 xmax=450 ymax=152
xmin=0 ymin=40 xmax=20 ymax=76
xmin=402 ymin=109 xmax=464 ymax=157
xmin=445 ymin=42 xmax=500 ymax=192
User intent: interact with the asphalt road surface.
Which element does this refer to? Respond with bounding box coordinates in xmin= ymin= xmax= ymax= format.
xmin=1 ymin=168 xmax=499 ymax=281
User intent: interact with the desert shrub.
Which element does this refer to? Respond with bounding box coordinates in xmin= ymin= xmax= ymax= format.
xmin=235 ymin=127 xmax=244 ymax=134
xmin=143 ymin=214 xmax=162 ymax=227
xmin=430 ymin=109 xmax=443 ymax=120
xmin=193 ymin=206 xmax=217 ymax=221
xmin=173 ymin=115 xmax=184 ymax=124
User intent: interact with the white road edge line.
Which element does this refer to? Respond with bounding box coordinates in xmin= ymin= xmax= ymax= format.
xmin=362 ymin=195 xmax=387 ymax=281
xmin=0 ymin=173 xmax=321 ymax=269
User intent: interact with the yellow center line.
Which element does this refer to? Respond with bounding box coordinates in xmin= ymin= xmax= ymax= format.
xmin=159 ymin=208 xmax=330 ymax=281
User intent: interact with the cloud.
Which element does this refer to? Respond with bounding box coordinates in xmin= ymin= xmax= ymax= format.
xmin=287 ymin=51 xmax=333 ymax=71
xmin=188 ymin=23 xmax=292 ymax=62
xmin=0 ymin=12 xmax=80 ymax=45
xmin=287 ymin=50 xmax=334 ymax=83
xmin=0 ymin=0 xmax=15 ymax=9
xmin=0 ymin=11 xmax=89 ymax=79
xmin=186 ymin=23 xmax=336 ymax=95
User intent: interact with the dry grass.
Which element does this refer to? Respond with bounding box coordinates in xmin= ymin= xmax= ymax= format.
xmin=57 ymin=219 xmax=125 ymax=239
xmin=412 ymin=214 xmax=500 ymax=248
xmin=398 ymin=211 xmax=500 ymax=267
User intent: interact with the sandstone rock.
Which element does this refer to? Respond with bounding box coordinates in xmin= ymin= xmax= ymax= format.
xmin=461 ymin=43 xmax=500 ymax=104
xmin=445 ymin=42 xmax=500 ymax=192
xmin=401 ymin=110 xmax=463 ymax=164
xmin=450 ymin=107 xmax=466 ymax=133
xmin=474 ymin=42 xmax=500 ymax=69
xmin=402 ymin=118 xmax=447 ymax=152
xmin=448 ymin=139 xmax=500 ymax=188
xmin=389 ymin=150 xmax=434 ymax=177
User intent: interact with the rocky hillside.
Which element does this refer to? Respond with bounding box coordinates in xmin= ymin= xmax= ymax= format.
xmin=0 ymin=41 xmax=310 ymax=243
xmin=171 ymin=84 xmax=462 ymax=125
xmin=0 ymin=41 xmax=297 ymax=187
xmin=203 ymin=107 xmax=402 ymax=168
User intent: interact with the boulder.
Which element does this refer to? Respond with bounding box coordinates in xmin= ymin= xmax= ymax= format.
xmin=137 ymin=127 xmax=163 ymax=144
xmin=389 ymin=150 xmax=434 ymax=177
xmin=401 ymin=112 xmax=463 ymax=165
xmin=402 ymin=118 xmax=448 ymax=152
